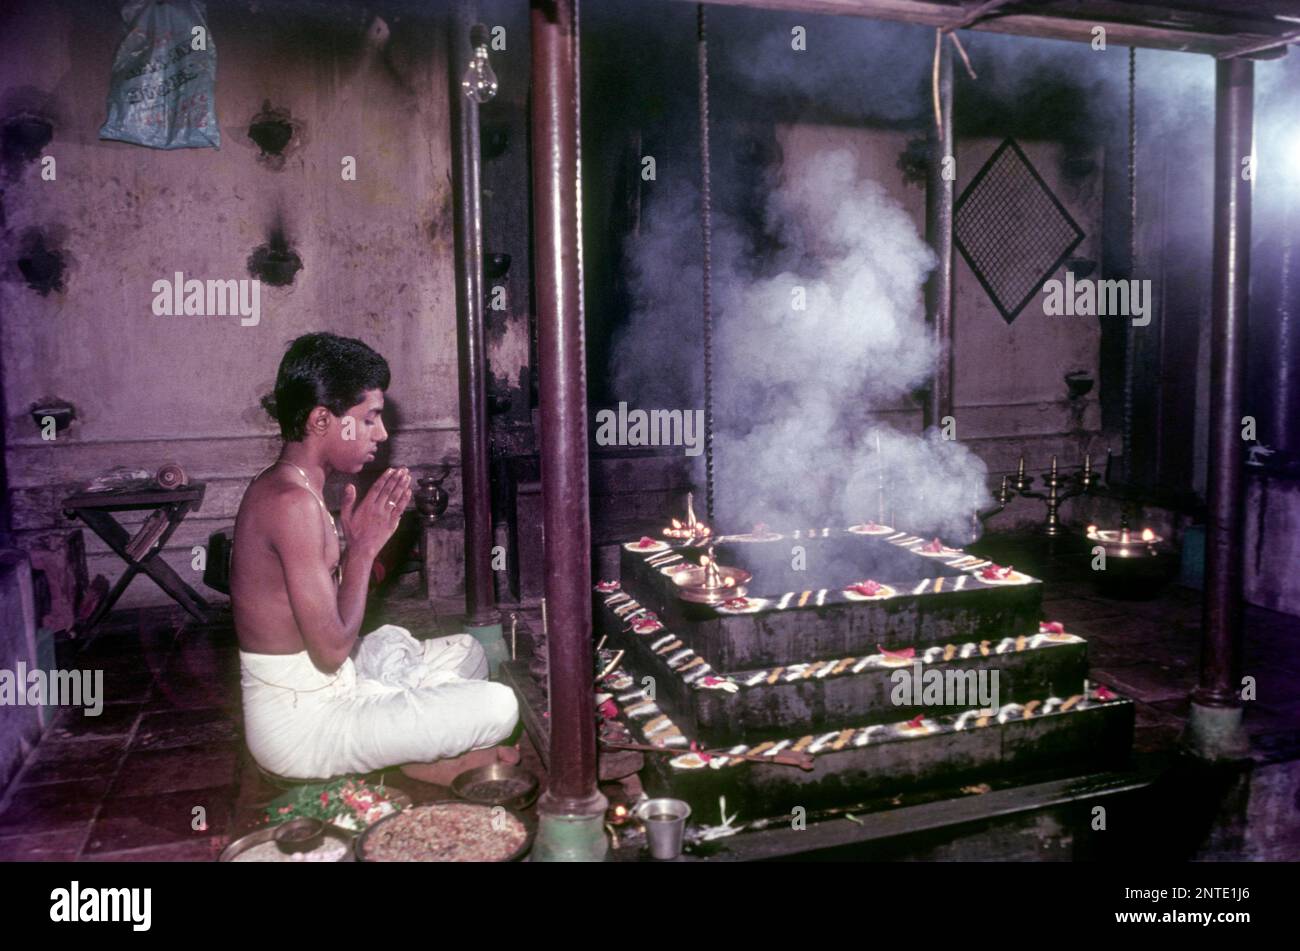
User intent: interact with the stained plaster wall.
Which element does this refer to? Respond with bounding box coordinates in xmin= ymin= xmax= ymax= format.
xmin=0 ymin=553 xmax=40 ymax=791
xmin=0 ymin=0 xmax=519 ymax=612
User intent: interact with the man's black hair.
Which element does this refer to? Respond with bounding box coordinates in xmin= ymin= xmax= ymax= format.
xmin=261 ymin=332 xmax=390 ymax=442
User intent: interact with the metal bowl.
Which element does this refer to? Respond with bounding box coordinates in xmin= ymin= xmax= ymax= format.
xmin=354 ymin=801 xmax=534 ymax=862
xmin=1084 ymin=528 xmax=1175 ymax=598
xmin=1085 ymin=527 xmax=1164 ymax=559
xmin=219 ymin=822 xmax=354 ymax=863
xmin=451 ymin=763 xmax=540 ymax=811
xmin=273 ymin=817 xmax=325 ymax=853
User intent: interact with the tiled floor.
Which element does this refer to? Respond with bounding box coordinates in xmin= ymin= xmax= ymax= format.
xmin=0 ymin=608 xmax=237 ymax=861
xmin=1 ymin=539 xmax=1298 ymax=861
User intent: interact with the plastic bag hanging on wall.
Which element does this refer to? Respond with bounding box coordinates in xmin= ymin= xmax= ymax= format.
xmin=98 ymin=0 xmax=220 ymax=150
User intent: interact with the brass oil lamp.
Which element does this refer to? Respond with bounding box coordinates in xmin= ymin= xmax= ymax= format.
xmin=670 ymin=545 xmax=752 ymax=605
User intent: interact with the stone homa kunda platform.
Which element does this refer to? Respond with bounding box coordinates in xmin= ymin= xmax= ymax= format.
xmin=593 ymin=524 xmax=1135 ymax=821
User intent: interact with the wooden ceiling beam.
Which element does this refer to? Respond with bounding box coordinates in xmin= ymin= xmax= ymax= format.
xmin=939 ymin=0 xmax=1016 ymax=35
xmin=673 ymin=0 xmax=1294 ymax=56
xmin=1218 ymin=28 xmax=1300 ymax=59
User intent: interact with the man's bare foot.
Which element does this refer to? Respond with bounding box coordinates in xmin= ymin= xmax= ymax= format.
xmin=399 ymin=747 xmax=498 ymax=786
xmin=497 ymin=743 xmax=521 ymax=765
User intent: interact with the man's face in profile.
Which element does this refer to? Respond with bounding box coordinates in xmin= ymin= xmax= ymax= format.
xmin=326 ymin=388 xmax=387 ymax=473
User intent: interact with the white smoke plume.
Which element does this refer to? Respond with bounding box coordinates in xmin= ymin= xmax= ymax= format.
xmin=713 ymin=148 xmax=989 ymax=537
xmin=612 ymin=147 xmax=991 ymax=540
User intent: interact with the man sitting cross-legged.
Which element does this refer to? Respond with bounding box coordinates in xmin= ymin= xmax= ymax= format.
xmin=230 ymin=332 xmax=519 ymax=784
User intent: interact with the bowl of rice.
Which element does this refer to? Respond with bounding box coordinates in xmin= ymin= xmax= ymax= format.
xmin=219 ymin=823 xmax=355 ymax=863
xmin=355 ymin=801 xmax=533 ymax=862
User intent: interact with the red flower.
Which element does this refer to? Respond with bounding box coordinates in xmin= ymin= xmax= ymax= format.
xmin=689 ymin=741 xmax=713 ymax=763
xmin=878 ymin=644 xmax=915 ymax=660
xmin=1040 ymin=621 xmax=1066 ymax=634
xmin=597 ymin=699 xmax=619 ymax=720
xmin=848 ymin=580 xmax=883 ymax=596
xmin=1094 ymin=684 xmax=1116 ymax=701
xmin=907 ymin=714 xmax=925 ymax=728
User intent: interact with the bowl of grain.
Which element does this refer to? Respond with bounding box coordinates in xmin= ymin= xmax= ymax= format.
xmin=355 ymin=801 xmax=533 ymax=862
xmin=451 ymin=763 xmax=539 ymax=811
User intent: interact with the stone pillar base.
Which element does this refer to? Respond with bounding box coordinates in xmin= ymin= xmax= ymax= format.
xmin=464 ymin=621 xmax=508 ymax=677
xmin=1181 ymin=701 xmax=1251 ymax=762
xmin=531 ymin=790 xmax=609 ymax=862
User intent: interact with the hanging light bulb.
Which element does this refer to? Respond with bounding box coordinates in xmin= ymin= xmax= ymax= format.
xmin=462 ymin=24 xmax=498 ymax=104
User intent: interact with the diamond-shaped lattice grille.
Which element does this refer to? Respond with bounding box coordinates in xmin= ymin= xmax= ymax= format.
xmin=954 ymin=139 xmax=1085 ymax=324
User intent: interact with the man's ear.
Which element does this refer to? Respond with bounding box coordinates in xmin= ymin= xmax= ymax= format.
xmin=307 ymin=406 xmax=333 ymax=437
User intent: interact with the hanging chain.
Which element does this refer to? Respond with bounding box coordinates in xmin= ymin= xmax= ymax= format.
xmin=698 ymin=3 xmax=716 ymax=524
xmin=1122 ymin=45 xmax=1137 ymax=481
xmin=1128 ymin=46 xmax=1137 ymax=274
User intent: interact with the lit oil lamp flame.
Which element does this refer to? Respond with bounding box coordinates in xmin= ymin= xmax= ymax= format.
xmin=1086 ymin=524 xmax=1097 ymax=536
xmin=664 ymin=493 xmax=712 ymax=541
xmin=1141 ymin=528 xmax=1156 ymax=542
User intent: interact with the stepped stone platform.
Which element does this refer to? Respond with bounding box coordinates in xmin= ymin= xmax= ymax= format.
xmin=592 ymin=524 xmax=1136 ymax=822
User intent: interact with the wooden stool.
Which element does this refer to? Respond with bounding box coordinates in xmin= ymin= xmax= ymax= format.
xmin=63 ymin=483 xmax=211 ymax=635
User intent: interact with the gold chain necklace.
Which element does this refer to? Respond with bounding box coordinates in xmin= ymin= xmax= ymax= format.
xmin=263 ymin=460 xmax=344 ymax=582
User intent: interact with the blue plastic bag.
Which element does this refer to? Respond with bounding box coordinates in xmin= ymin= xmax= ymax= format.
xmin=98 ymin=0 xmax=220 ymax=150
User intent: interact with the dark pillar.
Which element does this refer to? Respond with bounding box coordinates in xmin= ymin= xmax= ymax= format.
xmin=1183 ymin=57 xmax=1252 ymax=761
xmin=1272 ymin=203 xmax=1299 ymax=455
xmin=924 ymin=39 xmax=955 ymax=431
xmin=449 ymin=6 xmax=497 ymax=628
xmin=1254 ymin=196 xmax=1299 ymax=456
xmin=529 ymin=0 xmax=607 ymax=860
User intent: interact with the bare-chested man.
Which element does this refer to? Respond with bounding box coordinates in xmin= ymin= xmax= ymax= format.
xmin=232 ymin=332 xmax=518 ymax=783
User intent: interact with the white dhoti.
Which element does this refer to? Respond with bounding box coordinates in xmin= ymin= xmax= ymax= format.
xmin=239 ymin=625 xmax=519 ymax=779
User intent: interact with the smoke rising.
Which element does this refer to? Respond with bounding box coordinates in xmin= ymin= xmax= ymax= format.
xmin=713 ymin=148 xmax=988 ymax=537
xmin=612 ymin=144 xmax=990 ymax=540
